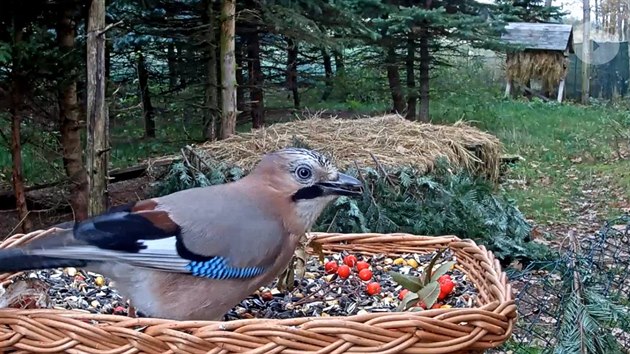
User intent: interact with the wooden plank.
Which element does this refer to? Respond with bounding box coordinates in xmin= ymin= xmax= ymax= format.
xmin=557 ymin=78 xmax=566 ymax=103
xmin=504 ymin=80 xmax=512 ymax=98
xmin=506 ymin=22 xmax=573 ymax=32
xmin=501 ymin=22 xmax=573 ymax=52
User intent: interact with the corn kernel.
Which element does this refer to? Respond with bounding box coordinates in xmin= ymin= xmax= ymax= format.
xmin=406 ymin=259 xmax=419 ymax=268
xmin=393 ymin=258 xmax=407 ymax=266
xmin=94 ymin=276 xmax=105 ymax=287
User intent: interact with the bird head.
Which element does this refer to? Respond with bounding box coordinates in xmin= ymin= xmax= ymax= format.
xmin=251 ymin=147 xmax=363 ymax=232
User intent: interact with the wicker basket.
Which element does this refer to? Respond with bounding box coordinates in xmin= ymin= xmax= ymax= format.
xmin=0 ymin=229 xmax=516 ymax=354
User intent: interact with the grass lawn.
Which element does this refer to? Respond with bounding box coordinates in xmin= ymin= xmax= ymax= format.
xmin=431 ymin=94 xmax=630 ymax=226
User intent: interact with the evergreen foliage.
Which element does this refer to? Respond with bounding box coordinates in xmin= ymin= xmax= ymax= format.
xmin=492 ymin=0 xmax=567 ymax=23
xmin=555 ymin=287 xmax=629 ymax=354
xmin=315 ymin=159 xmax=551 ymax=264
xmin=506 ymin=215 xmax=630 ymax=353
xmin=155 ymin=151 xmax=551 ymax=265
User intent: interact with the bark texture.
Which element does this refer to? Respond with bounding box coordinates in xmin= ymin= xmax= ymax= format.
xmin=286 ymin=38 xmax=300 ymax=109
xmin=167 ymin=42 xmax=177 ymax=89
xmin=137 ymin=49 xmax=156 ymax=138
xmin=418 ymin=29 xmax=430 ymax=122
xmin=220 ymin=0 xmax=237 ymax=139
xmin=386 ymin=47 xmax=405 ymax=114
xmin=405 ymin=32 xmax=417 ymax=120
xmin=321 ymin=49 xmax=333 ymax=101
xmin=203 ymin=0 xmax=219 ymax=140
xmin=86 ymin=0 xmax=109 ymax=215
xmin=57 ymin=5 xmax=88 ymax=221
xmin=247 ymin=30 xmax=264 ymax=128
xmin=10 ymin=54 xmax=31 ymax=233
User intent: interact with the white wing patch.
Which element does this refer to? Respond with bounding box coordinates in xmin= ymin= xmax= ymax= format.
xmin=28 ymin=236 xmax=190 ymax=272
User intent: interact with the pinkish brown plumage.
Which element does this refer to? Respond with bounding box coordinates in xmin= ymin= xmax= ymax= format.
xmin=0 ymin=148 xmax=363 ymax=320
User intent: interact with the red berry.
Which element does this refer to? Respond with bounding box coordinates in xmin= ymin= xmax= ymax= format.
xmin=438 ymin=279 xmax=455 ymax=300
xmin=398 ymin=289 xmax=410 ymax=300
xmin=324 ymin=261 xmax=338 ymax=274
xmin=438 ymin=274 xmax=452 ymax=283
xmin=415 ymin=301 xmax=427 ymax=309
xmin=337 ymin=265 xmax=351 ymax=279
xmin=261 ymin=291 xmax=273 ymax=301
xmin=358 ymin=268 xmax=373 ymax=281
xmin=343 ymin=255 xmax=358 ymax=267
xmin=356 ymin=261 xmax=370 ymax=272
xmin=366 ymin=282 xmax=381 ymax=295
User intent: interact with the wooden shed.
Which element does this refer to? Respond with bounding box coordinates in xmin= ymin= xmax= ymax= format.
xmin=501 ymin=22 xmax=574 ymax=102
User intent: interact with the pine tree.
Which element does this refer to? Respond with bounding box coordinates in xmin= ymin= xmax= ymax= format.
xmin=338 ymin=0 xmax=507 ymax=121
xmin=493 ymin=0 xmax=567 ymax=23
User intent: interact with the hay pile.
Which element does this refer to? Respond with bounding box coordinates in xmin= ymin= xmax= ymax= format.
xmin=506 ymin=51 xmax=568 ymax=91
xmin=193 ymin=114 xmax=503 ymax=181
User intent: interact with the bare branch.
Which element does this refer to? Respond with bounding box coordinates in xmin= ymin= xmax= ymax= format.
xmin=97 ymin=20 xmax=124 ymax=36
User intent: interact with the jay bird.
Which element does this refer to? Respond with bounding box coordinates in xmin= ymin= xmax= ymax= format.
xmin=0 ymin=148 xmax=363 ymax=320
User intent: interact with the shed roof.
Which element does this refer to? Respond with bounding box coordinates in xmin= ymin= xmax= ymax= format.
xmin=501 ymin=22 xmax=574 ymax=53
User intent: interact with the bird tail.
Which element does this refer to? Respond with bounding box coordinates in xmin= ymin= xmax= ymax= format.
xmin=0 ymin=226 xmax=87 ymax=274
xmin=0 ymin=248 xmax=87 ymax=273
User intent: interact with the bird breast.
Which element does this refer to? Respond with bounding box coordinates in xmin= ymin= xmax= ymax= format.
xmin=293 ymin=196 xmax=337 ymax=232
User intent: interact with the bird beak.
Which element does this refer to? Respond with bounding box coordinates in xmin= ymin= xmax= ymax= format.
xmin=317 ymin=173 xmax=363 ymax=197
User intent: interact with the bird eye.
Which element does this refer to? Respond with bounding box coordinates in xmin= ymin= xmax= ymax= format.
xmin=295 ymin=166 xmax=312 ymax=180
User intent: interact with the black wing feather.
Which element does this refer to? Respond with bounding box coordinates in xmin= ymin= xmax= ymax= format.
xmin=73 ymin=210 xmax=181 ymax=253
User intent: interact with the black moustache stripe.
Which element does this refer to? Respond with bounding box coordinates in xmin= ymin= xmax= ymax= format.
xmin=291 ymin=185 xmax=324 ymax=201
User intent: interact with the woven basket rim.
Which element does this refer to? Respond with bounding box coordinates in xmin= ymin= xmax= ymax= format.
xmin=0 ymin=229 xmax=518 ymax=353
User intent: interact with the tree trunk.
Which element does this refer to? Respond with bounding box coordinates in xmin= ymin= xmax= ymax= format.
xmin=581 ymin=0 xmax=591 ymax=104
xmin=215 ymin=0 xmax=223 ymax=115
xmin=236 ymin=45 xmax=245 ymax=114
xmin=333 ymin=50 xmax=346 ymax=100
xmin=385 ymin=47 xmax=405 ymax=114
xmin=10 ymin=88 xmax=30 ymax=233
xmin=322 ymin=49 xmax=333 ymax=101
xmin=247 ymin=29 xmax=264 ymax=129
xmin=137 ymin=49 xmax=156 ymax=138
xmin=176 ymin=43 xmax=187 ymax=88
xmin=203 ymin=0 xmax=219 ymax=140
xmin=617 ymin=2 xmax=623 ymax=41
xmin=220 ymin=0 xmax=237 ymax=139
xmin=216 ymin=38 xmax=223 ymax=113
xmin=57 ymin=5 xmax=89 ymax=222
xmin=9 ymin=26 xmax=31 ymax=232
xmin=333 ymin=50 xmax=345 ymax=75
xmin=286 ymin=38 xmax=300 ymax=109
xmin=167 ymin=42 xmax=177 ymax=89
xmin=418 ymin=29 xmax=430 ymax=122
xmin=405 ymin=33 xmax=417 ymax=120
xmin=86 ymin=0 xmax=109 ymax=215
xmin=105 ymin=38 xmax=111 ymax=83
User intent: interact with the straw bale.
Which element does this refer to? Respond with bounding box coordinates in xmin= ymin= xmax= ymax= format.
xmin=192 ymin=114 xmax=503 ymax=181
xmin=506 ymin=50 xmax=568 ymax=91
